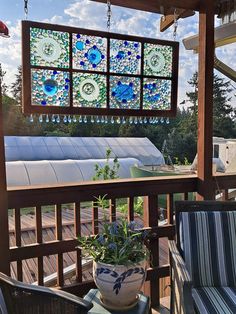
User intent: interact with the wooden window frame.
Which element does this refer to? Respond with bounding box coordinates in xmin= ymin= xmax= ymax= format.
xmin=22 ymin=20 xmax=179 ymax=117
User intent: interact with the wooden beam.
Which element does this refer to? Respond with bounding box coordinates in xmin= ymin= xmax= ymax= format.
xmin=160 ymin=9 xmax=195 ymax=32
xmin=0 ymin=81 xmax=10 ymax=275
xmin=197 ymin=0 xmax=215 ymax=200
xmin=91 ymin=0 xmax=200 ymax=14
xmin=183 ymin=21 xmax=236 ymax=51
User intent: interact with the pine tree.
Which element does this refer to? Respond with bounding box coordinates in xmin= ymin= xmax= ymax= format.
xmin=11 ymin=66 xmax=22 ymax=105
xmin=0 ymin=63 xmax=7 ymax=95
xmin=186 ymin=71 xmax=235 ymax=138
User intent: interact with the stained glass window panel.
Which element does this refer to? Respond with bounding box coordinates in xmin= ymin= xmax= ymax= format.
xmin=31 ymin=69 xmax=70 ymax=107
xmin=110 ymin=39 xmax=141 ymax=74
xmin=73 ymin=73 xmax=107 ymax=108
xmin=144 ymin=44 xmax=172 ymax=77
xmin=72 ymin=34 xmax=107 ymax=71
xmin=23 ymin=21 xmax=179 ymax=116
xmin=30 ymin=28 xmax=69 ymax=68
xmin=110 ymin=76 xmax=140 ymax=109
xmin=143 ymin=79 xmax=171 ymax=110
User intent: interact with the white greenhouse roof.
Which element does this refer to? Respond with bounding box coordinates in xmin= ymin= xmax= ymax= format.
xmin=5 ymin=136 xmax=164 ymax=166
xmin=5 ymin=136 xmax=164 ymax=187
xmin=6 ymin=158 xmax=142 ymax=187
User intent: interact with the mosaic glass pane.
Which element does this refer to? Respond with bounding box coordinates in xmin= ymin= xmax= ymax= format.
xmin=73 ymin=73 xmax=106 ymax=108
xmin=30 ymin=28 xmax=69 ymax=68
xmin=31 ymin=69 xmax=70 ymax=107
xmin=144 ymin=44 xmax=172 ymax=77
xmin=110 ymin=39 xmax=141 ymax=74
xmin=72 ymin=34 xmax=107 ymax=71
xmin=110 ymin=76 xmax=140 ymax=109
xmin=143 ymin=79 xmax=171 ymax=110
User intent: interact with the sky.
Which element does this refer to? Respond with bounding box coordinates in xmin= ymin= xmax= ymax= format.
xmin=0 ymin=0 xmax=235 ymax=106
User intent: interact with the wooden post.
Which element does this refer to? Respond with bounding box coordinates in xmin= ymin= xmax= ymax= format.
xmin=197 ymin=0 xmax=215 ymax=200
xmin=143 ymin=195 xmax=159 ymax=307
xmin=0 ymin=80 xmax=10 ymax=274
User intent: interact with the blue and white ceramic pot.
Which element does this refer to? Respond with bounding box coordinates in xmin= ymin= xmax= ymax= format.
xmin=93 ymin=259 xmax=147 ymax=310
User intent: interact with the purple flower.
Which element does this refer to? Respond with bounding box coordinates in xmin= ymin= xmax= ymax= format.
xmin=108 ymin=243 xmax=117 ymax=250
xmin=128 ymin=221 xmax=136 ymax=231
xmin=97 ymin=235 xmax=105 ymax=244
xmin=142 ymin=230 xmax=149 ymax=239
xmin=109 ymin=222 xmax=119 ymax=235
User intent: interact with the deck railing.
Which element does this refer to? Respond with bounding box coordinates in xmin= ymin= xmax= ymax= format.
xmin=6 ymin=173 xmax=236 ymax=306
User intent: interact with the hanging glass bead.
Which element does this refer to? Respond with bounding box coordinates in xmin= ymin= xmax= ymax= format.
xmin=46 ymin=114 xmax=50 ymax=123
xmin=155 ymin=117 xmax=159 ymax=124
xmin=73 ymin=115 xmax=77 ymax=123
xmin=105 ymin=116 xmax=108 ymax=124
xmin=111 ymin=116 xmax=114 ymax=124
xmin=90 ymin=116 xmax=95 ymax=123
xmin=39 ymin=114 xmax=43 ymax=123
xmin=122 ymin=116 xmax=126 ymax=124
xmin=101 ymin=116 xmax=105 ymax=123
xmin=29 ymin=114 xmax=34 ymax=123
xmin=160 ymin=117 xmax=164 ymax=124
xmin=139 ymin=117 xmax=143 ymax=124
xmin=116 ymin=117 xmax=121 ymax=124
xmin=79 ymin=116 xmax=82 ymax=123
xmin=129 ymin=117 xmax=133 ymax=124
xmin=144 ymin=117 xmax=147 ymax=124
xmin=68 ymin=115 xmax=72 ymax=123
xmin=56 ymin=115 xmax=61 ymax=123
xmin=134 ymin=117 xmax=138 ymax=125
xmin=63 ymin=115 xmax=68 ymax=123
xmin=83 ymin=116 xmax=87 ymax=123
xmin=166 ymin=117 xmax=170 ymax=124
xmin=96 ymin=116 xmax=100 ymax=123
xmin=51 ymin=114 xmax=56 ymax=123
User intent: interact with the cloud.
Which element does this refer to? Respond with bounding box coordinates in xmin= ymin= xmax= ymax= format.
xmin=0 ymin=20 xmax=22 ymax=89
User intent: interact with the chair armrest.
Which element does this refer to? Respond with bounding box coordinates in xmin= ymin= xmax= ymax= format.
xmin=169 ymin=240 xmax=194 ymax=314
xmin=0 ymin=272 xmax=93 ymax=313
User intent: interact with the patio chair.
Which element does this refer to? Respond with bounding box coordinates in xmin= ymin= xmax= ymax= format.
xmin=169 ymin=200 xmax=236 ymax=314
xmin=0 ymin=272 xmax=93 ymax=314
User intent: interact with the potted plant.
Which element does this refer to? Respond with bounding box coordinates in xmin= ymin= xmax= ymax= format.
xmin=78 ymin=195 xmax=148 ymax=310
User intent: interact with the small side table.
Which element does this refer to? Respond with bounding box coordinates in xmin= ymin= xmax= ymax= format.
xmin=84 ymin=289 xmax=150 ymax=314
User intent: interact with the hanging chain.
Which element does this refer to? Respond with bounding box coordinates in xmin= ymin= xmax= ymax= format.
xmin=173 ymin=9 xmax=178 ymax=41
xmin=24 ymin=0 xmax=28 ymax=20
xmin=107 ymin=0 xmax=112 ymax=32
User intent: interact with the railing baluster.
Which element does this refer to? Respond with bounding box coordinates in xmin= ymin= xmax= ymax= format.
xmin=35 ymin=205 xmax=44 ymax=285
xmin=74 ymin=202 xmax=82 ymax=282
xmin=222 ymin=189 xmax=229 ymax=201
xmin=184 ymin=192 xmax=188 ymax=200
xmin=14 ymin=207 xmax=22 ymax=281
xmin=109 ymin=198 xmax=116 ymax=222
xmin=166 ymin=194 xmax=174 ymax=226
xmin=55 ymin=204 xmax=63 ymax=286
xmin=92 ymin=202 xmax=99 ymax=234
xmin=143 ymin=195 xmax=159 ymax=307
xmin=127 ymin=197 xmax=134 ymax=222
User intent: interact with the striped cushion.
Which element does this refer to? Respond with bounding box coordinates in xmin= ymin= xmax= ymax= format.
xmin=180 ymin=211 xmax=236 ymax=287
xmin=0 ymin=288 xmax=7 ymax=314
xmin=192 ymin=287 xmax=236 ymax=314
